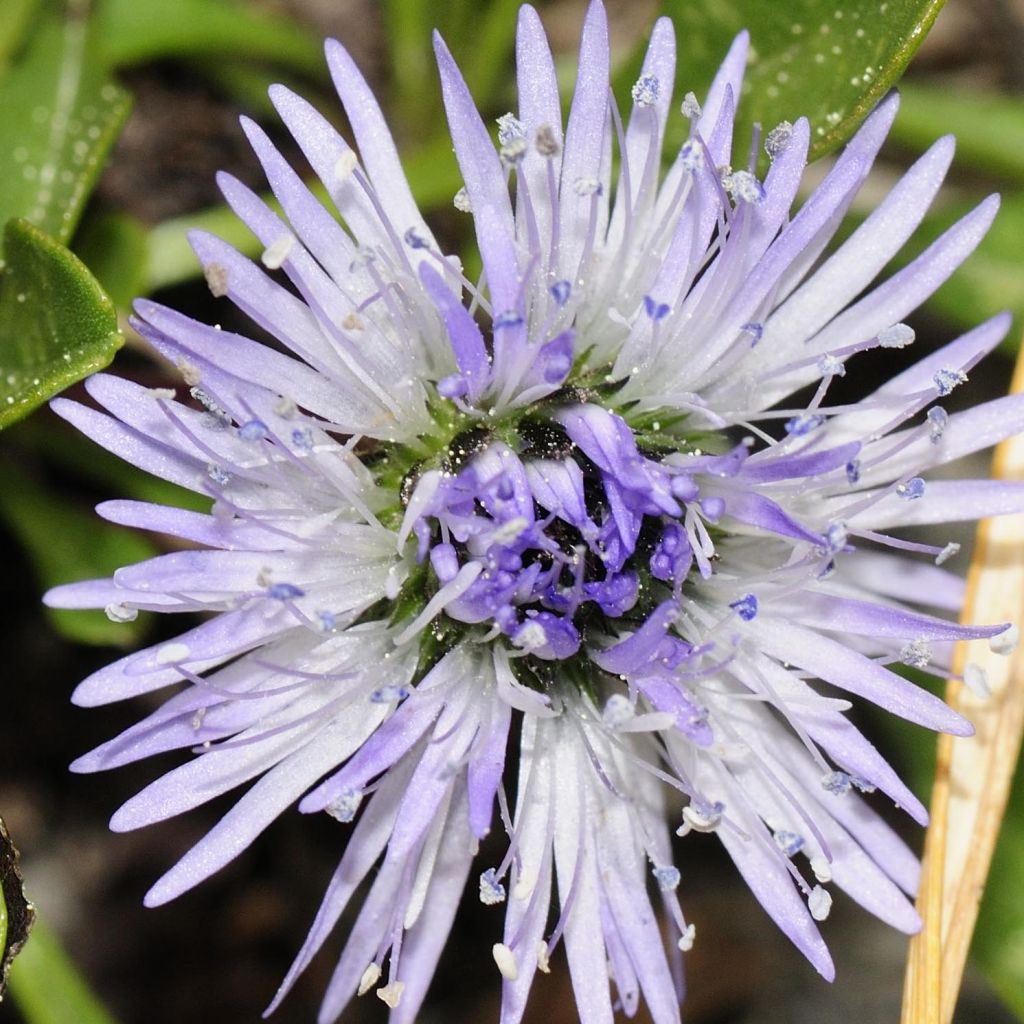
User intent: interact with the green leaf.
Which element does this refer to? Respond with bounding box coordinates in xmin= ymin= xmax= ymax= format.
xmin=633 ymin=0 xmax=946 ymax=163
xmin=73 ymin=208 xmax=148 ymax=309
xmin=458 ymin=0 xmax=522 ymax=110
xmin=0 ymin=218 xmax=123 ymax=429
xmin=866 ymin=190 xmax=1024 ymax=342
xmin=0 ymin=454 xmax=158 ymax=646
xmin=890 ymin=82 xmax=1024 ymax=183
xmin=382 ymin=0 xmax=437 ymax=136
xmin=8 ymin=917 xmax=117 ymax=1024
xmin=0 ymin=2 xmax=130 ymax=243
xmin=98 ymin=0 xmax=323 ymax=76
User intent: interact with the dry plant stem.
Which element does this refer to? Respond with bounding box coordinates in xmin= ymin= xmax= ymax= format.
xmin=901 ymin=344 xmax=1024 ymax=1024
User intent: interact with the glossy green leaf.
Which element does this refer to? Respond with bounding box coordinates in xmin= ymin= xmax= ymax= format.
xmin=0 ymin=2 xmax=130 ymax=243
xmin=0 ymin=218 xmax=123 ymax=429
xmin=632 ymin=0 xmax=946 ymax=163
xmin=98 ymin=0 xmax=323 ymax=76
xmin=0 ymin=454 xmax=157 ymax=645
xmin=8 ymin=917 xmax=117 ymax=1024
xmin=890 ymin=82 xmax=1024 ymax=183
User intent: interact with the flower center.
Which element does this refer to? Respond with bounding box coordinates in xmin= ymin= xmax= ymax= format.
xmin=396 ymin=401 xmax=721 ymax=679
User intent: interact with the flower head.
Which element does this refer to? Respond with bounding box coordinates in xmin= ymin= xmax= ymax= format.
xmin=47 ymin=3 xmax=1024 ymax=1022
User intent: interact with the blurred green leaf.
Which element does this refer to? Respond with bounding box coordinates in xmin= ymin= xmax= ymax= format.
xmin=891 ymin=82 xmax=1024 ymax=183
xmin=98 ymin=0 xmax=323 ymax=76
xmin=628 ymin=0 xmax=945 ymax=164
xmin=0 ymin=1 xmax=130 ymax=243
xmin=0 ymin=218 xmax=122 ymax=429
xmin=876 ymin=191 xmax=1024 ymax=340
xmin=196 ymin=58 xmax=299 ymax=118
xmin=8 ymin=917 xmax=117 ymax=1024
xmin=73 ymin=208 xmax=147 ymax=309
xmin=0 ymin=455 xmax=157 ymax=645
xmin=382 ymin=0 xmax=438 ymax=137
xmin=13 ymin=414 xmax=210 ymax=511
xmin=0 ymin=0 xmax=42 ymax=69
xmin=972 ymin=756 xmax=1024 ymax=1019
xmin=458 ymin=0 xmax=522 ymax=110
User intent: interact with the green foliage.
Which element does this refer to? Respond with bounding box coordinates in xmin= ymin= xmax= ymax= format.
xmin=892 ymin=82 xmax=1024 ymax=183
xmin=97 ymin=0 xmax=323 ymax=75
xmin=0 ymin=219 xmax=122 ymax=429
xmin=0 ymin=453 xmax=157 ymax=646
xmin=623 ymin=0 xmax=945 ymax=164
xmin=0 ymin=3 xmax=129 ymax=243
xmin=0 ymin=0 xmax=43 ymax=70
xmin=0 ymin=1 xmax=127 ymax=429
xmin=8 ymin=917 xmax=117 ymax=1024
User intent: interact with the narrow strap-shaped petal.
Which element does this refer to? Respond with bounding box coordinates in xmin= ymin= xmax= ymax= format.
xmin=239 ymin=116 xmax=358 ymax=287
xmin=764 ymin=135 xmax=956 ymax=355
xmin=750 ymin=618 xmax=973 ymax=734
xmin=268 ymin=84 xmax=389 ymax=251
xmin=265 ymin=755 xmax=418 ymax=1016
xmin=856 ymin=393 xmax=1024 ymax=488
xmin=706 ymin=761 xmax=835 ymax=979
xmin=557 ymin=0 xmax=611 ymax=279
xmin=144 ymin=702 xmax=388 ymax=905
xmin=95 ymin=500 xmax=312 ymax=552
xmin=741 ymin=439 xmax=860 ymax=484
xmin=325 ymin=38 xmax=438 ymax=253
xmin=801 ymin=195 xmax=1000 ymax=364
xmin=467 ymin=693 xmax=511 ymax=838
xmin=849 ymin=478 xmax=1024 ymax=529
xmin=552 ymin=730 xmax=615 ymax=1024
xmin=789 ymin=592 xmax=1005 ymax=642
xmin=433 ymin=31 xmax=520 ymax=316
xmin=419 ymin=261 xmax=491 ymax=401
xmin=516 ymin=4 xmax=562 ymax=253
xmin=696 ymin=30 xmax=748 ymax=166
xmin=389 ymin=784 xmax=475 ymax=1024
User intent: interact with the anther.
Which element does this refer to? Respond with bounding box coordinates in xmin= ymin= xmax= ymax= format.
xmin=765 ymin=120 xmax=794 ymax=159
xmin=631 ymin=74 xmax=660 ymax=107
xmin=492 ymin=943 xmax=519 ymax=981
xmin=878 ymin=323 xmax=915 ymax=348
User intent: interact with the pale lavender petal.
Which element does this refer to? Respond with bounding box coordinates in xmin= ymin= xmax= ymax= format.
xmin=558 ymin=1 xmax=611 ymax=279
xmin=324 ymin=38 xmax=437 ymax=253
xmin=752 ymin=619 xmax=972 ymax=735
xmin=851 ymin=479 xmax=1024 ymax=529
xmin=144 ymin=703 xmax=386 ymax=905
xmin=419 ymin=261 xmax=491 ymax=400
xmin=433 ymin=32 xmax=520 ymax=315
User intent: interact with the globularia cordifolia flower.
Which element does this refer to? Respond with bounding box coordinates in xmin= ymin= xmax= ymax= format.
xmin=47 ymin=2 xmax=1024 ymax=1021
